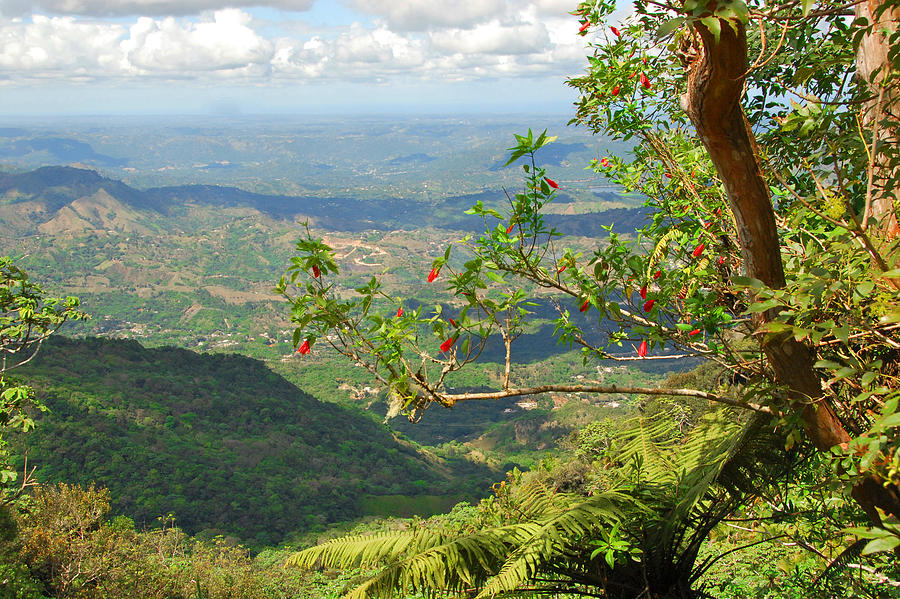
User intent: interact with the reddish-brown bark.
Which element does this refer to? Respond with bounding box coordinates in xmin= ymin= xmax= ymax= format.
xmin=680 ymin=15 xmax=900 ymax=520
xmin=856 ymin=0 xmax=900 ymax=238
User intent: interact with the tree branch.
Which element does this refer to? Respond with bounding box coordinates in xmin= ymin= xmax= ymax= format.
xmin=435 ymin=383 xmax=772 ymax=414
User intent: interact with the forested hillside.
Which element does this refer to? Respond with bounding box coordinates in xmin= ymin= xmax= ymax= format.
xmin=13 ymin=336 xmax=492 ymax=546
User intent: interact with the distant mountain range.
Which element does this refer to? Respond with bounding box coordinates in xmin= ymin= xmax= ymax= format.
xmin=0 ymin=136 xmax=126 ymax=167
xmin=0 ymin=165 xmax=647 ymax=237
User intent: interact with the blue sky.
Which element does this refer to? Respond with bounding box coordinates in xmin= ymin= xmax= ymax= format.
xmin=0 ymin=0 xmax=628 ymax=115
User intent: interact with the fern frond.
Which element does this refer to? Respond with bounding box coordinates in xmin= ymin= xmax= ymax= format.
xmin=337 ymin=523 xmax=532 ymax=599
xmin=286 ymin=529 xmax=445 ymax=570
xmin=476 ymin=490 xmax=634 ymax=599
xmin=612 ymin=415 xmax=679 ymax=484
xmin=670 ymin=412 xmax=745 ymax=520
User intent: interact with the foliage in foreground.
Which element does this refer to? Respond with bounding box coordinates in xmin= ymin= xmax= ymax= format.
xmin=289 ymin=411 xmax=899 ymax=598
xmin=279 ymin=0 xmax=900 ymax=595
xmin=0 ymin=256 xmax=85 ymax=500
xmin=0 ymin=481 xmax=360 ymax=599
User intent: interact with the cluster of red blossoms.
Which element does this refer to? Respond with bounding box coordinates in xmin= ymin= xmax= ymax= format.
xmin=297 ymin=264 xmax=323 ymax=354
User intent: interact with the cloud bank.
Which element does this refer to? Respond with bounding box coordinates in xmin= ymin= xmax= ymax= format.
xmin=0 ymin=0 xmax=590 ymax=86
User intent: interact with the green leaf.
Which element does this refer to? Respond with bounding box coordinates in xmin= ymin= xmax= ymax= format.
xmin=700 ymin=16 xmax=721 ymax=43
xmin=729 ymin=0 xmax=750 ymax=23
xmin=656 ymin=17 xmax=685 ymax=39
xmin=801 ymin=0 xmax=815 ymax=17
xmin=880 ymin=308 xmax=900 ymax=324
xmin=878 ymin=413 xmax=900 ymax=429
xmin=861 ymin=536 xmax=900 ymax=555
xmin=731 ymin=276 xmax=764 ymax=288
xmin=855 ymin=281 xmax=875 ymax=297
xmin=746 ymin=299 xmax=781 ymax=313
xmin=834 ymin=324 xmax=849 ymax=345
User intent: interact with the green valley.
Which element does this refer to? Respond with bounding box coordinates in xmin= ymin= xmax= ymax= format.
xmin=12 ymin=336 xmax=493 ymax=547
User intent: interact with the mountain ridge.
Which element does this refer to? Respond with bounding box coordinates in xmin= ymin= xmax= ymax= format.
xmin=0 ymin=165 xmax=647 ymax=237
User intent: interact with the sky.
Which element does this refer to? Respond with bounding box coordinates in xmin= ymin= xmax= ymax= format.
xmin=0 ymin=0 xmax=620 ymax=115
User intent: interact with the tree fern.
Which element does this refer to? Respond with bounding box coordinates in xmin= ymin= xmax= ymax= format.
xmin=288 ymin=484 xmax=632 ymax=599
xmin=287 ymin=410 xmax=789 ymax=599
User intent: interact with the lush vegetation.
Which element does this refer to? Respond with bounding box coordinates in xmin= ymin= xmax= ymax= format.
xmin=11 ymin=336 xmax=496 ymax=547
xmin=280 ymin=0 xmax=900 ymax=596
xmin=1 ymin=0 xmax=899 ymax=595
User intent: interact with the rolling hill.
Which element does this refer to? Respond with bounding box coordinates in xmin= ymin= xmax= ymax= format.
xmin=13 ymin=336 xmax=493 ymax=546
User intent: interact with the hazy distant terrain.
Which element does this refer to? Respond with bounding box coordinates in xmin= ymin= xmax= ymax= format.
xmin=0 ymin=115 xmax=634 ymax=202
xmin=0 ymin=116 xmax=659 ymax=479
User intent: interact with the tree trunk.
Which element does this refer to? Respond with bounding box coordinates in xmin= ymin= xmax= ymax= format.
xmin=680 ymin=14 xmax=900 ymax=521
xmin=856 ymin=0 xmax=900 ymax=238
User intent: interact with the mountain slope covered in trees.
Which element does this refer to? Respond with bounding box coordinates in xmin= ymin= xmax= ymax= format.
xmin=13 ymin=336 xmax=492 ymax=546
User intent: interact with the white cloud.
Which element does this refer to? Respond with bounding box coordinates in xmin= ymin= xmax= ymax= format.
xmin=272 ymin=23 xmax=427 ymax=80
xmin=0 ymin=0 xmax=315 ymax=17
xmin=122 ymin=9 xmax=273 ymax=73
xmin=532 ymin=0 xmax=579 ymax=17
xmin=348 ymin=0 xmax=506 ymax=31
xmin=0 ymin=15 xmax=126 ymax=75
xmin=429 ymin=21 xmax=550 ymax=56
xmin=0 ymin=1 xmax=591 ymax=86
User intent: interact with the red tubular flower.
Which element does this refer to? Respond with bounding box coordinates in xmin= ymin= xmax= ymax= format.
xmin=440 ymin=337 xmax=454 ymax=353
xmin=611 ymin=26 xmax=621 ymax=37
xmin=449 ymin=318 xmax=457 ymax=327
xmin=643 ymin=299 xmax=655 ymax=312
xmin=653 ymin=269 xmax=661 ymax=280
xmin=427 ymin=267 xmax=439 ymax=282
xmin=628 ymin=50 xmax=634 ymax=58
xmin=297 ymin=339 xmax=311 ymax=355
xmin=640 ymin=73 xmax=651 ymax=89
xmin=611 ymin=85 xmax=620 ymax=96
xmin=642 ymin=56 xmax=648 ymax=64
xmin=692 ymin=243 xmax=705 ymax=258
xmin=397 ymin=307 xmax=403 ymax=318
xmin=640 ymin=284 xmax=647 ymax=300
xmin=507 ymin=223 xmax=515 ymax=234
xmin=665 ymin=172 xmax=672 ymax=178
xmin=717 ymin=256 xmax=725 ymax=265
xmin=557 ymin=265 xmax=567 ymax=274
xmin=545 ymin=177 xmax=559 ymax=189
xmin=637 ymin=340 xmax=648 ymax=357
xmin=312 ymin=265 xmax=320 ymax=278
xmin=689 ymin=329 xmax=700 ymax=336
xmin=600 ymin=158 xmax=610 ymax=167
xmin=579 ymin=21 xmax=590 ymax=33
xmin=580 ymin=299 xmax=590 ymax=312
